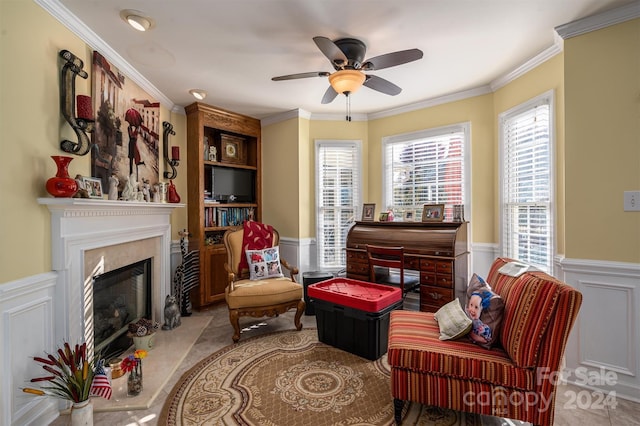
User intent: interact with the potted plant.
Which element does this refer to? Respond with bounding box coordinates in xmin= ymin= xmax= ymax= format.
xmin=22 ymin=342 xmax=111 ymax=425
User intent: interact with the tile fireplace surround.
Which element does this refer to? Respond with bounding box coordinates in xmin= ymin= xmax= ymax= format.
xmin=37 ymin=198 xmax=184 ymax=358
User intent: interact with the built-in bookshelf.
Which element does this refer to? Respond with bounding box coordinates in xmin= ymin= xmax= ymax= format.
xmin=186 ymin=102 xmax=261 ymax=307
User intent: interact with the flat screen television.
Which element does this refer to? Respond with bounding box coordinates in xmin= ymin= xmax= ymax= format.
xmin=211 ymin=167 xmax=256 ymax=203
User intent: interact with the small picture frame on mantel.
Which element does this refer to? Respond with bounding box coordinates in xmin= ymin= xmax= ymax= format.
xmin=82 ymin=176 xmax=103 ymax=199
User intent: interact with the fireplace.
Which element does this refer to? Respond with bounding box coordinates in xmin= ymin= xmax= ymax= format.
xmin=93 ymin=258 xmax=152 ymax=358
xmin=38 ymin=198 xmax=183 ymax=356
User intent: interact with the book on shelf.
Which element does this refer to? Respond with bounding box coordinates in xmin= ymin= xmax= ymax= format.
xmin=203 ymin=206 xmax=255 ymax=228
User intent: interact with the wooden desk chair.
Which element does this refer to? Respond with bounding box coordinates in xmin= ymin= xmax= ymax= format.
xmin=366 ymin=244 xmax=419 ymax=298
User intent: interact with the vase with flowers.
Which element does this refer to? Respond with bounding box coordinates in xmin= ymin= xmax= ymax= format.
xmin=22 ymin=342 xmax=111 ymax=426
xmin=121 ymin=349 xmax=147 ymax=396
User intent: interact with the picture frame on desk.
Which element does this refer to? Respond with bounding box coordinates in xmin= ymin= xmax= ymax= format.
xmin=379 ymin=212 xmax=389 ymax=222
xmin=422 ymin=204 xmax=445 ymax=222
xmin=221 ymin=134 xmax=244 ymax=164
xmin=403 ymin=210 xmax=414 ymax=221
xmin=452 ymin=204 xmax=465 ymax=222
xmin=362 ymin=203 xmax=376 ymax=221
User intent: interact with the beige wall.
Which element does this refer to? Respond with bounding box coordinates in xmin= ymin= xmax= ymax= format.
xmin=0 ymin=1 xmax=187 ymax=283
xmin=261 ymin=117 xmax=301 ymax=237
xmin=563 ymin=19 xmax=640 ymax=263
xmin=493 ymin=54 xmax=566 ymax=254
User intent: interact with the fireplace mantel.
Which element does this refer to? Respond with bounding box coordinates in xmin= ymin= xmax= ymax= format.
xmin=38 ymin=198 xmax=184 ymax=353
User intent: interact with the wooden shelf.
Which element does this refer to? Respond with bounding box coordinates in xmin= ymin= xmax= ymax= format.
xmin=186 ymin=102 xmax=261 ymax=307
xmin=204 ymin=160 xmax=257 ymax=171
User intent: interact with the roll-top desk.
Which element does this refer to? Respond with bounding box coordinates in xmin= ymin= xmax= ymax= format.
xmin=345 ymin=221 xmax=469 ymax=312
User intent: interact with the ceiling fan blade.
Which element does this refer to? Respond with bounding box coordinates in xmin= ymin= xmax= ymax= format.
xmin=321 ymin=86 xmax=338 ymax=104
xmin=272 ymin=71 xmax=330 ymax=81
xmin=362 ymin=48 xmax=423 ymax=71
xmin=363 ymin=75 xmax=402 ymax=96
xmin=313 ymin=36 xmax=348 ymax=69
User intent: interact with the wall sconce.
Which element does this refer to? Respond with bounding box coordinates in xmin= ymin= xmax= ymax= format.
xmin=163 ymin=121 xmax=179 ymax=179
xmin=59 ymin=50 xmax=95 ymax=156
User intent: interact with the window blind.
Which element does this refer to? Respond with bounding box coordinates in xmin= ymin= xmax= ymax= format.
xmin=384 ymin=127 xmax=465 ymax=219
xmin=316 ymin=141 xmax=361 ymax=269
xmin=501 ymin=97 xmax=552 ymax=272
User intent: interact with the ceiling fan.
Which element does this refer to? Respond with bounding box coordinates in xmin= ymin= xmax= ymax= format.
xmin=272 ymin=36 xmax=423 ymax=105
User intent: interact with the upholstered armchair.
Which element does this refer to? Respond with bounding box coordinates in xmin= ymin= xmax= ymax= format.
xmin=223 ymin=223 xmax=305 ymax=342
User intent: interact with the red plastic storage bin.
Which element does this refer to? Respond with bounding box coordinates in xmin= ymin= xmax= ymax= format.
xmin=308 ymin=278 xmax=403 ymax=360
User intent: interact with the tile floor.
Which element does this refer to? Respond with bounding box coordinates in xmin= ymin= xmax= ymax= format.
xmin=51 ymin=302 xmax=640 ymax=425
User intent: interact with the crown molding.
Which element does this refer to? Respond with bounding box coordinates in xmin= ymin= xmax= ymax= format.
xmin=490 ymin=40 xmax=563 ymax=91
xmin=555 ymin=1 xmax=640 ymax=39
xmin=260 ymin=109 xmax=312 ymax=126
xmin=367 ymin=86 xmax=492 ymax=120
xmin=309 ymin=112 xmax=368 ymax=121
xmin=35 ymin=0 xmax=176 ymax=111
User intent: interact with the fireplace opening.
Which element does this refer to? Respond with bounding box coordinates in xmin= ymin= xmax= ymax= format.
xmin=93 ymin=258 xmax=152 ymax=358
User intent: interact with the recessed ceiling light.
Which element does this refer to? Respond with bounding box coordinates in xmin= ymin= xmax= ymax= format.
xmin=189 ymin=89 xmax=207 ymax=100
xmin=120 ymin=9 xmax=154 ymax=32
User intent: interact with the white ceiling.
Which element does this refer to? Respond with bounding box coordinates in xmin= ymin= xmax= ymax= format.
xmin=47 ymin=0 xmax=637 ymax=120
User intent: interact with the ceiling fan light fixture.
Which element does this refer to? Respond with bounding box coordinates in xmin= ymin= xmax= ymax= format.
xmin=329 ymin=70 xmax=366 ymax=94
xmin=120 ymin=10 xmax=154 ymax=32
xmin=189 ymin=89 xmax=207 ymax=100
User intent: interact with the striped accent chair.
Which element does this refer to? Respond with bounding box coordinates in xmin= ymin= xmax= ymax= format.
xmin=388 ymin=257 xmax=582 ymax=426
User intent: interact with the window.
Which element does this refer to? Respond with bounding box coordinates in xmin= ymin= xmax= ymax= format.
xmin=383 ymin=123 xmax=469 ymax=220
xmin=499 ymin=91 xmax=554 ymax=272
xmin=315 ymin=140 xmax=362 ymax=270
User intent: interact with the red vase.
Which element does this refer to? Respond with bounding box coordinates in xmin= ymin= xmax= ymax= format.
xmin=46 ymin=155 xmax=78 ymax=197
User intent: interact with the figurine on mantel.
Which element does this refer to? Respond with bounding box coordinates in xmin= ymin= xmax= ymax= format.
xmin=73 ymin=174 xmax=90 ymax=198
xmin=121 ymin=173 xmax=137 ymax=201
xmin=141 ymin=178 xmax=151 ymax=202
xmin=152 ymin=184 xmax=160 ymax=203
xmin=108 ymin=174 xmax=119 ymax=200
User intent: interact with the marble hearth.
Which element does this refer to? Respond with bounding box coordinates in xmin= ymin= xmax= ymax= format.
xmin=38 ymin=198 xmax=183 ymax=354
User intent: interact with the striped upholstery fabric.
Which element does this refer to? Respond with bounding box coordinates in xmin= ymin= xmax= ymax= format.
xmin=388 ymin=258 xmax=582 ymax=426
xmin=388 ymin=311 xmax=536 ymax=390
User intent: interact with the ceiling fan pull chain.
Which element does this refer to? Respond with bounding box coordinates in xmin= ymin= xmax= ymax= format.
xmin=346 ymin=93 xmax=351 ymax=122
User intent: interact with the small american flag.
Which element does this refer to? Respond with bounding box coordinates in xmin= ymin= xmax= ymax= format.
xmin=90 ymin=363 xmax=112 ymax=400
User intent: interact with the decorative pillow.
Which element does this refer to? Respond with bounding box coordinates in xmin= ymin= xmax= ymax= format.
xmin=245 ymin=247 xmax=283 ymax=281
xmin=465 ymin=273 xmax=505 ymax=349
xmin=238 ymin=221 xmax=274 ymax=275
xmin=434 ymin=298 xmax=473 ymax=340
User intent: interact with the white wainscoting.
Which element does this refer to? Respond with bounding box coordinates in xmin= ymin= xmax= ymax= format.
xmin=558 ymin=257 xmax=640 ymax=402
xmin=0 ymin=273 xmax=60 ymax=426
xmin=470 ymin=243 xmax=499 ymax=278
xmin=279 ymin=237 xmax=317 ymax=278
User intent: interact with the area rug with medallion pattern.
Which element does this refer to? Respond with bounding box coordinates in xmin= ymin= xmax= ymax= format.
xmin=160 ymin=329 xmax=518 ymax=426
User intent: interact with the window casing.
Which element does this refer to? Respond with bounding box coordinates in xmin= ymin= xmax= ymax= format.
xmin=315 ymin=140 xmax=362 ymax=270
xmin=382 ymin=123 xmax=470 ymax=221
xmin=499 ymin=90 xmax=554 ymax=273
